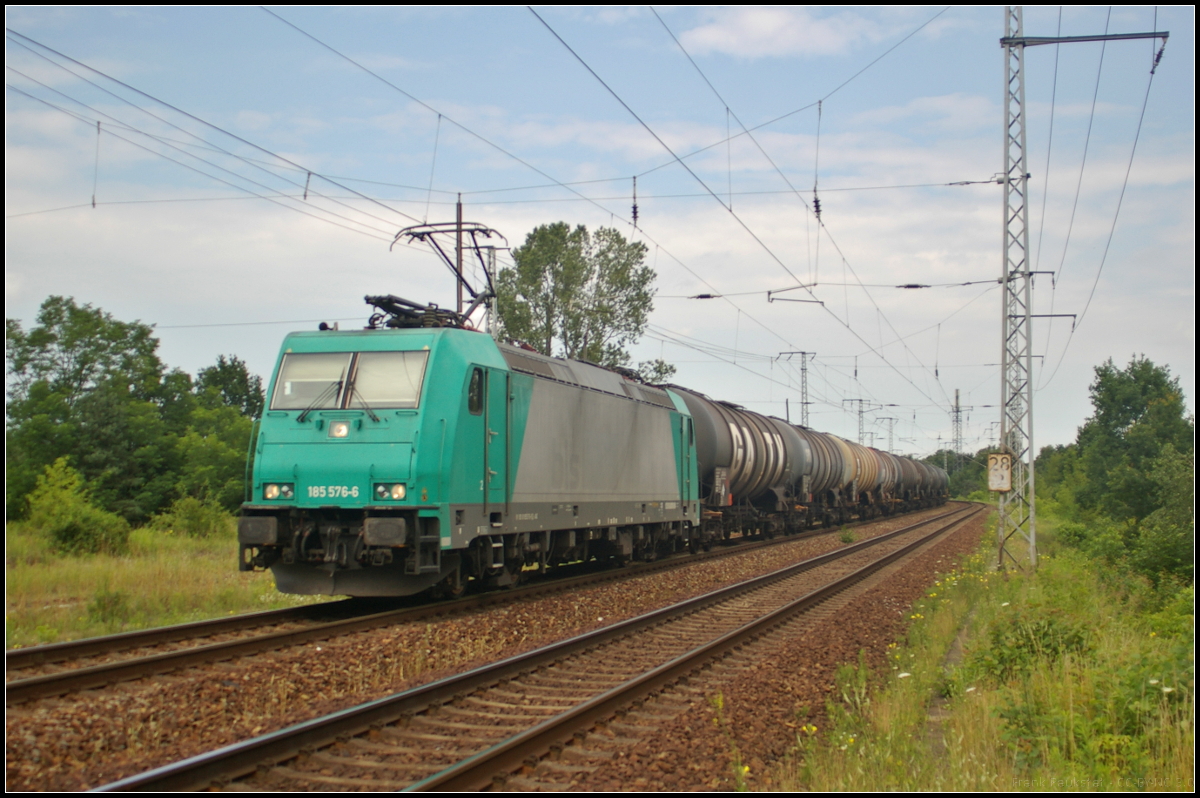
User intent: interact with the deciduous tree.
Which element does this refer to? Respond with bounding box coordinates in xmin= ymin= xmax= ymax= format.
xmin=496 ymin=223 xmax=657 ymax=369
xmin=6 ymin=297 xmax=266 ymax=520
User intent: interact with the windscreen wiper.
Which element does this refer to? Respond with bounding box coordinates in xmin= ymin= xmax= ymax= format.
xmin=350 ymin=386 xmax=381 ymax=422
xmin=297 ymin=380 xmax=342 ymax=423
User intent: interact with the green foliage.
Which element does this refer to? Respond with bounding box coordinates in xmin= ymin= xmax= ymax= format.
xmin=7 ymin=297 xmax=265 ymax=521
xmin=196 ymin=354 xmax=264 ymax=418
xmin=637 ymin=358 xmax=677 ymax=384
xmin=839 ymin=526 xmax=856 ymax=544
xmin=1055 ymin=518 xmax=1136 ymax=564
xmin=496 ymin=223 xmax=658 ymax=369
xmin=1142 ymin=585 xmax=1195 ymax=639
xmin=1131 ymin=447 xmax=1195 ymax=585
xmin=961 ymin=547 xmax=1194 ymax=784
xmin=1074 ymin=356 xmax=1193 ymax=522
xmin=923 ymin=448 xmax=986 ymax=497
xmin=25 ymin=457 xmax=130 ymax=554
xmin=174 ymin=405 xmax=256 ymax=511
xmin=150 ymin=495 xmax=235 ymax=538
xmin=969 ymin=605 xmax=1091 ymax=682
xmin=1035 ymin=356 xmax=1194 ymax=586
xmin=6 ymin=520 xmax=323 ymax=648
xmin=5 ymin=295 xmax=165 ymax=405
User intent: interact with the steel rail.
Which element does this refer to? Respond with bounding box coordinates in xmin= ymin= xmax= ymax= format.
xmin=5 ymin=600 xmax=357 ymax=671
xmin=413 ymin=505 xmax=982 ymax=791
xmin=8 ymin=504 xmax=949 ymax=703
xmin=94 ymin=504 xmax=975 ymax=792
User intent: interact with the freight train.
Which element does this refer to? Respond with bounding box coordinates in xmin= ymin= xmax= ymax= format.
xmin=237 ymin=296 xmax=948 ymax=597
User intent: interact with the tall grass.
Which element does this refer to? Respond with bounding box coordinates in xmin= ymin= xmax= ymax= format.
xmin=778 ymin=514 xmax=1195 ymax=792
xmin=5 ymin=514 xmax=321 ymax=649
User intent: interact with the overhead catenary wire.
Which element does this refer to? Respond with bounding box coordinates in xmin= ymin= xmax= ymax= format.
xmin=534 ymin=7 xmax=950 ymax=413
xmin=5 ymin=84 xmax=398 ymax=244
xmin=6 ymin=28 xmax=424 ymax=228
xmin=14 ymin=12 xmax=998 ymax=448
xmin=1037 ymin=23 xmax=1166 ymax=391
xmin=9 ymin=179 xmax=1001 ymax=219
xmin=4 ymin=72 xmax=409 ymax=242
xmin=634 ymin=6 xmax=952 ymax=182
xmin=648 ymin=7 xmax=955 ymax=409
xmin=258 ymin=5 xmax=839 ymax=383
xmin=1031 ymin=9 xmax=1112 ymax=381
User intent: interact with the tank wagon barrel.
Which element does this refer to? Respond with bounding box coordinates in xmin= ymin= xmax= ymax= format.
xmin=663 ymin=386 xmax=947 ymax=535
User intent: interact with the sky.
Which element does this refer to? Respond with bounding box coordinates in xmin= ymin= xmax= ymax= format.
xmin=6 ymin=6 xmax=1195 ymax=458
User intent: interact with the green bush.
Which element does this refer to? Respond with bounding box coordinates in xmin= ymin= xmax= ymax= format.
xmin=26 ymin=458 xmax=130 ymax=554
xmin=1131 ymin=446 xmax=1194 ymax=585
xmin=150 ymin=495 xmax=235 ymax=538
xmin=969 ymin=605 xmax=1091 ymax=682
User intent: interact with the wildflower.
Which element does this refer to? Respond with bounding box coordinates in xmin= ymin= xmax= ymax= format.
xmin=1150 ymin=679 xmax=1160 ymax=685
xmin=1000 ymin=602 xmax=1009 ymax=607
xmin=1162 ymin=687 xmax=1175 ymax=694
xmin=965 ymin=687 xmax=976 ymax=693
xmin=898 ymin=672 xmax=912 ymax=679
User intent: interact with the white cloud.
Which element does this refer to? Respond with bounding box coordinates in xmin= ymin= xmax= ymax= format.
xmin=679 ymin=7 xmax=886 ymax=58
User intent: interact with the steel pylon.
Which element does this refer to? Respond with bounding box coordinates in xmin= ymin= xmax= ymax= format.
xmin=998 ymin=6 xmax=1036 ymax=570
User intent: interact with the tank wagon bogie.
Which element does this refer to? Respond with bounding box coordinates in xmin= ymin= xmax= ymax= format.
xmin=239 ymin=326 xmax=948 ymax=597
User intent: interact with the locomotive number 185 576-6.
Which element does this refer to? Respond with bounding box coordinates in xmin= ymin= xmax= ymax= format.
xmin=307 ymin=485 xmax=360 ymax=498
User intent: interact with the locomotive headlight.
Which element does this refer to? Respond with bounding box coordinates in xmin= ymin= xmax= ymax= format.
xmin=329 ymin=421 xmax=350 ymax=438
xmin=373 ymin=483 xmax=407 ymax=500
xmin=263 ymin=483 xmax=294 ymax=500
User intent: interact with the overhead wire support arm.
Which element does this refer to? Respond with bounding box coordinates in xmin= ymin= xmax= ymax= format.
xmin=767 ymin=285 xmax=824 ymax=305
xmin=1001 ymin=31 xmax=1169 ymax=47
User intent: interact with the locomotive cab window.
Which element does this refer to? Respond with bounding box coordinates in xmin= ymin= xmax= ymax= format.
xmin=271 ymin=352 xmax=350 ymax=410
xmin=468 ymin=368 xmax=483 ymax=415
xmin=271 ymin=351 xmax=430 ymax=411
xmin=349 ymin=351 xmax=428 ymax=409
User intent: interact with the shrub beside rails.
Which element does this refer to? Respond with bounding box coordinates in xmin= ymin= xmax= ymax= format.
xmin=238 ymin=295 xmax=948 ymax=597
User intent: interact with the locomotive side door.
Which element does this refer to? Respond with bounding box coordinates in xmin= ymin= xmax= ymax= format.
xmin=483 ymin=368 xmax=508 ymax=518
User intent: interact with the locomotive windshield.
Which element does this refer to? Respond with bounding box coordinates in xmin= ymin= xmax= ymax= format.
xmin=270 ymin=351 xmax=429 ymax=411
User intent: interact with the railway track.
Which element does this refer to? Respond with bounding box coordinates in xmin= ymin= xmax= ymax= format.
xmin=6 ymin=508 xmax=931 ymax=706
xmin=96 ymin=504 xmax=980 ymax=792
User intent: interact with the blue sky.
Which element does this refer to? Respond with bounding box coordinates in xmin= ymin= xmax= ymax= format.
xmin=6 ymin=6 xmax=1195 ymax=455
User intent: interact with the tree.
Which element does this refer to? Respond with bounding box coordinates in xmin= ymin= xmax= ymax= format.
xmin=1034 ymin=356 xmax=1194 ymax=584
xmin=6 ymin=297 xmax=266 ymax=521
xmin=1131 ymin=446 xmax=1194 ymax=584
xmin=6 ymin=298 xmax=176 ymax=519
xmin=496 ymin=223 xmax=657 ymax=369
xmin=6 ymin=295 xmax=165 ymax=407
xmin=1074 ymin=356 xmax=1193 ymax=521
xmin=196 ymin=355 xmax=264 ymax=418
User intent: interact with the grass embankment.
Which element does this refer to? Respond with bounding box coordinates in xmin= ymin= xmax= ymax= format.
xmin=5 ymin=520 xmax=321 ymax=649
xmin=777 ymin=509 xmax=1194 ymax=792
